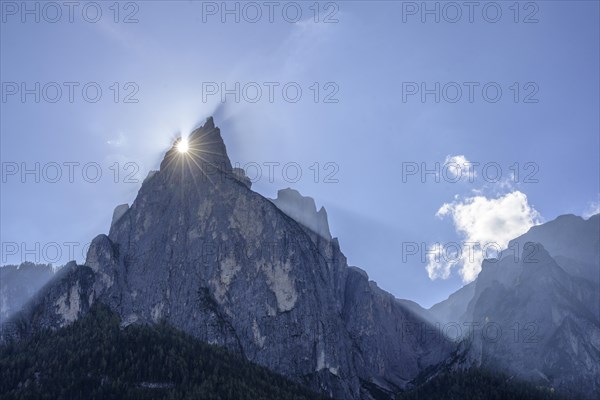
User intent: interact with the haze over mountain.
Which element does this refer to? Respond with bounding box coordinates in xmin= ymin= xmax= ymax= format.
xmin=0 ymin=263 xmax=54 ymax=323
xmin=1 ymin=119 xmax=598 ymax=399
xmin=430 ymin=214 xmax=600 ymax=398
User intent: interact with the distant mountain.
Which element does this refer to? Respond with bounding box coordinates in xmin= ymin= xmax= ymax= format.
xmin=430 ymin=214 xmax=600 ymax=399
xmin=0 ymin=262 xmax=54 ymax=323
xmin=508 ymin=214 xmax=600 ymax=283
xmin=0 ymin=118 xmax=452 ymax=400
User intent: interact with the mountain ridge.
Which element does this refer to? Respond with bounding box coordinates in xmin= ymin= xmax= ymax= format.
xmin=1 ymin=118 xmax=598 ymax=399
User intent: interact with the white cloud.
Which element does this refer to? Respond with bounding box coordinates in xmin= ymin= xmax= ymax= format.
xmin=427 ymin=191 xmax=542 ymax=282
xmin=443 ymin=155 xmax=477 ymax=182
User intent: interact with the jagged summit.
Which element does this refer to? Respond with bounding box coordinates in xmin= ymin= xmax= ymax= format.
xmin=159 ymin=116 xmax=233 ymax=173
xmin=152 ymin=116 xmax=254 ymax=194
xmin=270 ymin=188 xmax=332 ymax=240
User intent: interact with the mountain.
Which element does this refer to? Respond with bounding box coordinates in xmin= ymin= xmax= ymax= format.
xmin=0 ymin=262 xmax=54 ymax=323
xmin=508 ymin=214 xmax=600 ymax=283
xmin=0 ymin=117 xmax=453 ymax=400
xmin=2 ymin=118 xmax=597 ymax=399
xmin=430 ymin=215 xmax=600 ymax=399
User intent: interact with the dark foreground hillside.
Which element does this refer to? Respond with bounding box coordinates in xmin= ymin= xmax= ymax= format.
xmin=396 ymin=368 xmax=572 ymax=400
xmin=0 ymin=305 xmax=330 ymax=400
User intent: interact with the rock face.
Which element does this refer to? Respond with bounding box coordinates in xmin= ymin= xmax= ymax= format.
xmin=1 ymin=262 xmax=96 ymax=341
xmin=1 ymin=118 xmax=452 ymax=400
xmin=110 ymin=204 xmax=130 ymax=230
xmin=431 ymin=215 xmax=600 ymax=398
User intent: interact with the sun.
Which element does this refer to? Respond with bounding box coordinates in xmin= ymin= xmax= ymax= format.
xmin=177 ymin=138 xmax=189 ymax=153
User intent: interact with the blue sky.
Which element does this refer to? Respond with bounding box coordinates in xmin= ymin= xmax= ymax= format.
xmin=1 ymin=1 xmax=598 ymax=307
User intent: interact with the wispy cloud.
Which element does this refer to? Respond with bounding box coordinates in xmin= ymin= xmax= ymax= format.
xmin=107 ymin=132 xmax=128 ymax=147
xmin=583 ymin=196 xmax=600 ymax=219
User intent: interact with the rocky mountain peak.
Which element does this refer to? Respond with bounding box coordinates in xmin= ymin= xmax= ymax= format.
xmin=270 ymin=188 xmax=332 ymax=240
xmin=1 ymin=117 xmax=457 ymax=400
xmin=159 ymin=116 xmax=232 ymax=174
